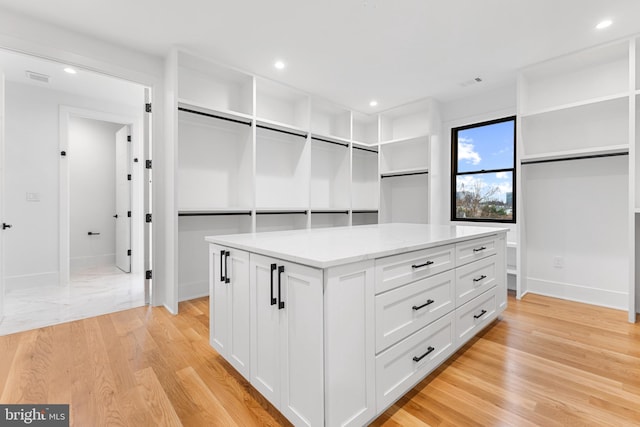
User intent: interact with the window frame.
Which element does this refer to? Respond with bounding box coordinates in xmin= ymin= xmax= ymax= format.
xmin=450 ymin=115 xmax=517 ymax=224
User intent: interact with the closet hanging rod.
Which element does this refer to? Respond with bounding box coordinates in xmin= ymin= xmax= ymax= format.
xmin=310 ymin=210 xmax=349 ymax=215
xmin=352 ymin=210 xmax=378 ymax=214
xmin=381 ymin=171 xmax=429 ymax=179
xmin=353 ymin=145 xmax=378 ymax=154
xmin=256 ymin=124 xmax=308 ymax=139
xmin=521 ymin=152 xmax=628 ymax=165
xmin=178 ymin=211 xmax=252 ymax=217
xmin=256 ymin=210 xmax=309 ymax=215
xmin=178 ymin=107 xmax=252 ymax=126
xmin=311 ymin=136 xmax=349 ymax=148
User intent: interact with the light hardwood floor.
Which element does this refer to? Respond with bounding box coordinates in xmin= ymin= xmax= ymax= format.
xmin=1 ymin=292 xmax=639 ymax=426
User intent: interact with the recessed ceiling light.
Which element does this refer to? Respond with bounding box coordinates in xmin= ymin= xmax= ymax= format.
xmin=274 ymin=61 xmax=285 ymax=70
xmin=64 ymin=67 xmax=77 ymax=74
xmin=369 ymin=100 xmax=378 ymax=107
xmin=596 ymin=19 xmax=612 ymax=30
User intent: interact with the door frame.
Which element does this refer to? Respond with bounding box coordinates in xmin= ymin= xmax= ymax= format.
xmin=59 ymin=106 xmax=143 ymax=284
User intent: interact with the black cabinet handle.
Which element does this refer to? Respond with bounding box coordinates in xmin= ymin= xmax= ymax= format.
xmin=224 ymin=251 xmax=230 ymax=284
xmin=270 ymin=264 xmax=277 ymax=306
xmin=473 ymin=246 xmax=487 ymax=253
xmin=412 ymin=346 xmax=435 ymax=362
xmin=220 ymin=251 xmax=226 ymax=282
xmin=412 ymin=260 xmax=434 ymax=269
xmin=473 ymin=275 xmax=487 ymax=283
xmin=278 ymin=265 xmax=285 ymax=309
xmin=2 ymin=223 xmax=12 ymax=230
xmin=412 ymin=299 xmax=434 ymax=311
xmin=87 ymin=231 xmax=100 ymax=236
xmin=474 ymin=309 xmax=487 ymax=319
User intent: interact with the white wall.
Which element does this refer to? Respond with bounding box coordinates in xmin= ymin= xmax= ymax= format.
xmin=69 ymin=117 xmax=122 ymax=271
xmin=4 ymin=81 xmax=139 ymax=286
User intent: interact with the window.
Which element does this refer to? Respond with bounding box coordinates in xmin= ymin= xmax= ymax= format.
xmin=451 ymin=116 xmax=516 ymax=223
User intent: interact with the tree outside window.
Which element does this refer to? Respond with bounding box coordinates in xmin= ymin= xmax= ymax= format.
xmin=451 ymin=116 xmax=516 ymax=223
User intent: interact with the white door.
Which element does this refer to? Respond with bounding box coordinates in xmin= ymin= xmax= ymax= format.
xmin=115 ymin=125 xmax=131 ymax=272
xmin=279 ymin=261 xmax=324 ymax=427
xmin=250 ymin=253 xmax=281 ymax=408
xmin=143 ymin=89 xmax=152 ymax=305
xmin=0 ymin=68 xmax=5 ymax=321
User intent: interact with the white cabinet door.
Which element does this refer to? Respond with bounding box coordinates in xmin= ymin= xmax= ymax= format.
xmin=250 ymin=253 xmax=324 ymax=427
xmin=279 ymin=260 xmax=324 ymax=427
xmin=227 ymin=249 xmax=250 ymax=378
xmin=209 ymin=244 xmax=250 ymax=379
xmin=250 ymin=253 xmax=281 ymax=408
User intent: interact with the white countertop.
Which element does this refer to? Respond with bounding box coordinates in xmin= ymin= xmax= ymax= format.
xmin=205 ymin=223 xmax=507 ymax=269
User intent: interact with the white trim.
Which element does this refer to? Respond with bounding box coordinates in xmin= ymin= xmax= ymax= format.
xmin=59 ymin=106 xmax=142 ymax=284
xmin=5 ymin=272 xmax=59 ymax=291
xmin=525 ymin=277 xmax=628 ymax=311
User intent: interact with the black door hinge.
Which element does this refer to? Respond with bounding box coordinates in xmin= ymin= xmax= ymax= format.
xmin=60 ymin=151 xmax=67 ymax=157
xmin=127 ymin=135 xmax=131 ymax=142
xmin=127 ymin=174 xmax=132 ymax=181
xmin=146 ymin=213 xmax=152 ymax=223
xmin=145 ymin=270 xmax=152 ymax=280
xmin=145 ymin=160 xmax=152 ymax=169
xmin=127 ymin=211 xmax=131 ymax=218
xmin=145 ymin=103 xmax=152 ymax=113
xmin=127 ymin=249 xmax=131 ymax=256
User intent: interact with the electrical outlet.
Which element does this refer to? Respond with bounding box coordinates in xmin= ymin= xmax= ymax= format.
xmin=553 ymin=256 xmax=564 ymax=268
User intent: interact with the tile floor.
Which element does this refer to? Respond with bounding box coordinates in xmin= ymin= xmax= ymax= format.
xmin=0 ymin=265 xmax=145 ymax=336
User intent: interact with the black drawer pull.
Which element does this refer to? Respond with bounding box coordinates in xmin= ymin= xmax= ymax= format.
xmin=473 ymin=309 xmax=487 ymax=319
xmin=278 ymin=265 xmax=285 ymax=309
xmin=412 ymin=299 xmax=434 ymax=311
xmin=270 ymin=264 xmax=277 ymax=305
xmin=473 ymin=246 xmax=487 ymax=252
xmin=220 ymin=251 xmax=226 ymax=282
xmin=224 ymin=251 xmax=230 ymax=284
xmin=413 ymin=346 xmax=435 ymax=362
xmin=412 ymin=260 xmax=434 ymax=269
xmin=473 ymin=275 xmax=487 ymax=283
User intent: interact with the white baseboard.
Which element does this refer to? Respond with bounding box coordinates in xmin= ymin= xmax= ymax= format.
xmin=5 ymin=271 xmax=60 ymax=290
xmin=70 ymin=254 xmax=116 ymax=272
xmin=179 ymin=280 xmax=208 ymax=302
xmin=525 ymin=277 xmax=627 ymax=310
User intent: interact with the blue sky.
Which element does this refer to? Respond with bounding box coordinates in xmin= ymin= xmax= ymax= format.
xmin=456 ymin=120 xmax=514 ymax=203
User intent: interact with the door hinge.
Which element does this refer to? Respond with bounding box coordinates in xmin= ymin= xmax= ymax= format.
xmin=127 ymin=249 xmax=131 ymax=256
xmin=145 ymin=103 xmax=152 ymax=113
xmin=145 ymin=160 xmax=152 ymax=169
xmin=127 ymin=211 xmax=131 ymax=218
xmin=127 ymin=135 xmax=131 ymax=142
xmin=60 ymin=151 xmax=67 ymax=157
xmin=146 ymin=213 xmax=152 ymax=223
xmin=127 ymin=174 xmax=132 ymax=181
xmin=145 ymin=270 xmax=152 ymax=280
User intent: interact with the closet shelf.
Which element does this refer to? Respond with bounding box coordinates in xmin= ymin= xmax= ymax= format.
xmin=310 ymin=133 xmax=350 ymax=148
xmin=378 ymin=134 xmax=429 ymax=146
xmin=178 ymin=208 xmax=252 ymax=216
xmin=520 ymin=144 xmax=629 ymax=164
xmin=507 ymin=269 xmax=517 ymax=276
xmin=256 ymin=118 xmax=308 ymax=138
xmin=519 ymin=92 xmax=629 ymax=118
xmin=381 ymin=167 xmax=429 ymax=178
xmin=177 ymin=99 xmax=253 ymax=124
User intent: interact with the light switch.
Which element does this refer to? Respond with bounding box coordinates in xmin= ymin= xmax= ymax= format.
xmin=26 ymin=192 xmax=40 ymax=202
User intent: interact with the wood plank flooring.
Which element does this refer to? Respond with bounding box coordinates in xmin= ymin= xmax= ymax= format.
xmin=1 ymin=292 xmax=639 ymax=426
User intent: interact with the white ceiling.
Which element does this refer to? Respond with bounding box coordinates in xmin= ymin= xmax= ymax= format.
xmin=0 ymin=0 xmax=639 ymax=113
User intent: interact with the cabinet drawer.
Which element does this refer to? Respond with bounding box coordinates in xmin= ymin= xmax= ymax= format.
xmin=455 ymin=288 xmax=497 ymax=346
xmin=455 ymin=235 xmax=498 ymax=266
xmin=375 ymin=245 xmax=455 ymax=294
xmin=376 ymin=312 xmax=455 ymax=412
xmin=455 ymin=255 xmax=497 ymax=307
xmin=375 ymin=270 xmax=455 ymax=353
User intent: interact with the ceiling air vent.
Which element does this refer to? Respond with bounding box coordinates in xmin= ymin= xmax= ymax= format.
xmin=25 ymin=70 xmax=51 ymax=83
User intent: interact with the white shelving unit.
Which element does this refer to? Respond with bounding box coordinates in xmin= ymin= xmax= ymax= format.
xmin=167 ymin=49 xmax=437 ymax=306
xmin=517 ymin=38 xmax=637 ymax=321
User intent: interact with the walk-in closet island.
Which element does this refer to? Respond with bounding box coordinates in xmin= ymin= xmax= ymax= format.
xmin=206 ymin=223 xmax=507 ymax=426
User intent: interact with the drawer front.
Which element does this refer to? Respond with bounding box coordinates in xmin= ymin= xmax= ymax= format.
xmin=455 ymin=235 xmax=498 ymax=266
xmin=455 ymin=255 xmax=497 ymax=307
xmin=375 ymin=270 xmax=455 ymax=353
xmin=375 ymin=245 xmax=455 ymax=294
xmin=455 ymin=289 xmax=497 ymax=346
xmin=376 ymin=312 xmax=455 ymax=411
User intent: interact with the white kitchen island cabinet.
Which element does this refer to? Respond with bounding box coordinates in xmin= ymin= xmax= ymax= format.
xmin=206 ymin=223 xmax=507 ymax=427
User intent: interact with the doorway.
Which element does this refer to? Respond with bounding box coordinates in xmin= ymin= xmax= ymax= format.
xmin=0 ymin=49 xmax=152 ymax=335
